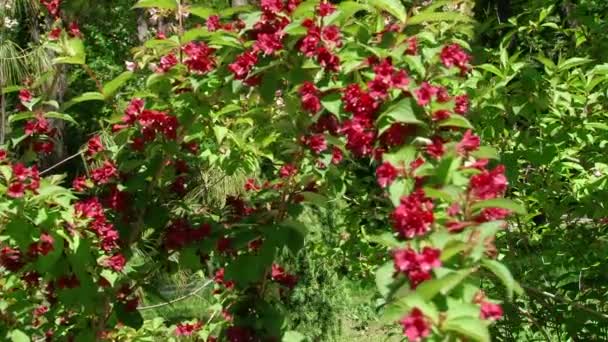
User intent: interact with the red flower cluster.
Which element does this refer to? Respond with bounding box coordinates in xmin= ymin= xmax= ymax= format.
xmin=175 ymin=321 xmax=203 ymax=336
xmin=19 ymin=89 xmax=33 ymax=103
xmin=91 ymin=161 xmax=118 ymax=185
xmin=480 ymin=301 xmax=503 ymax=320
xmin=279 ymin=164 xmax=298 ymax=178
xmin=28 ymin=233 xmax=54 ymax=257
xmin=40 ymin=0 xmax=60 ymax=17
xmin=301 ymin=134 xmax=327 ymax=154
xmin=228 ymin=51 xmax=259 ymax=81
xmin=117 ymin=98 xmax=179 ymax=144
xmin=214 ymin=268 xmax=235 ymax=291
xmin=164 ymin=220 xmax=211 ymax=250
xmin=25 ymin=113 xmax=56 ymax=154
xmin=102 ymin=253 xmax=126 ymax=272
xmin=440 ymin=44 xmax=471 ymax=74
xmin=469 ymin=165 xmax=508 ymax=200
xmin=183 ymin=42 xmax=216 ymax=74
xmin=391 ymin=191 xmax=435 ymax=239
xmin=206 ymin=15 xmax=221 ymax=31
xmin=87 ymin=135 xmax=104 ymax=157
xmin=156 ymin=53 xmax=178 ymax=73
xmin=7 ymin=163 xmax=40 ymax=198
xmin=399 ymin=308 xmax=430 ymax=342
xmin=298 ymin=82 xmax=322 ymax=114
xmin=456 ymin=130 xmax=480 ymax=155
xmin=367 ymin=59 xmax=409 ymax=100
xmin=271 ymin=264 xmax=298 ymax=289
xmin=74 ymin=197 xmax=120 ymax=252
xmin=376 ymin=162 xmax=399 ymax=188
xmin=393 ymin=247 xmax=441 ymax=288
xmin=298 ymin=13 xmax=341 ymax=72
xmin=0 ymin=246 xmax=25 ymax=272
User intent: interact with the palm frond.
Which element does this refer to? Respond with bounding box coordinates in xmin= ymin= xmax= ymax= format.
xmin=0 ymin=40 xmax=52 ymax=87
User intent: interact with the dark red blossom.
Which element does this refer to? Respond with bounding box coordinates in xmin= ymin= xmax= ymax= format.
xmin=74 ymin=197 xmax=105 ymax=220
xmin=29 ymin=233 xmax=54 ymax=257
xmin=405 ymin=37 xmax=418 ymax=55
xmin=68 ymin=22 xmax=81 ymax=38
xmin=379 ymin=123 xmax=413 ymax=148
xmin=414 ymin=82 xmax=439 ymax=106
xmin=175 ymin=322 xmax=203 ymax=336
xmin=228 ymin=50 xmax=258 ymax=80
xmin=469 ymin=165 xmax=508 ymax=200
xmin=302 ymin=134 xmax=327 ymax=154
xmin=183 ymin=42 xmax=216 ymax=74
xmin=279 ymin=164 xmax=298 ymax=178
xmin=19 ymin=89 xmax=33 ymax=103
xmin=298 ymin=81 xmax=322 ymax=113
xmin=331 ymin=147 xmax=343 ymax=164
xmin=25 ymin=113 xmax=53 ymax=136
xmin=391 ymin=191 xmax=434 ymax=239
xmin=316 ymin=47 xmax=340 ymax=72
xmin=480 ymin=301 xmax=503 ymax=320
xmin=298 ymin=27 xmax=321 ymax=57
xmin=321 ymin=25 xmax=342 ymax=47
xmin=40 ymin=0 xmax=60 ymax=17
xmin=0 ymin=246 xmax=25 ymax=272
xmin=206 ymin=15 xmax=221 ymax=31
xmin=340 ymin=119 xmax=376 ymax=157
xmin=156 ymin=53 xmax=178 ymax=73
xmin=440 ymin=44 xmax=471 ymax=73
xmin=399 ymin=308 xmax=431 ymax=342
xmin=476 ymin=207 xmax=511 ymax=222
xmin=271 ymin=264 xmax=298 ymax=289
xmin=91 ymin=161 xmax=118 ymax=185
xmin=393 ymin=247 xmax=441 ymax=288
xmin=376 ymin=162 xmax=399 ymax=188
xmin=457 ymin=130 xmax=480 ymax=155
xmin=316 ymin=1 xmax=336 ymax=16
xmin=426 ymin=137 xmax=445 ymax=159
xmin=261 ymin=0 xmax=283 ymax=13
xmin=33 ymin=141 xmax=54 ymax=155
xmin=454 ymin=94 xmax=470 ymax=115
xmin=138 ymin=110 xmax=179 ymax=140
xmin=103 ymin=253 xmax=126 ymax=272
xmin=7 ymin=182 xmax=26 ymax=198
xmin=87 ymin=135 xmax=104 ymax=156
xmin=432 ymin=109 xmax=451 ymax=121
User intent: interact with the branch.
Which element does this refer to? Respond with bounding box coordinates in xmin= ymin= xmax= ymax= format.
xmin=523 ymin=284 xmax=608 ymax=321
xmin=137 ymin=280 xmax=213 ymax=311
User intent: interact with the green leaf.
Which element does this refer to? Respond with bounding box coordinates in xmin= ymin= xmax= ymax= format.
xmin=300 ymin=192 xmax=328 ymax=207
xmin=45 ymin=112 xmax=79 ymax=126
xmin=8 ymin=112 xmax=34 ymax=124
xmin=416 ymin=269 xmax=472 ymax=300
xmin=481 ymin=259 xmax=523 ymax=299
xmin=368 ymin=0 xmax=407 ymax=23
xmin=189 ymin=5 xmax=214 ymax=19
xmin=376 ymin=261 xmax=395 ymax=298
xmin=477 ymin=64 xmax=504 ymax=78
xmin=132 ymin=0 xmax=177 ymax=10
xmin=444 ymin=317 xmax=490 ymax=342
xmin=10 ymin=330 xmax=30 ymax=342
xmin=221 ymin=5 xmax=254 ymax=17
xmin=53 ymin=38 xmax=86 ymax=65
xmin=260 ymin=72 xmax=279 ymax=103
xmin=320 ymin=93 xmax=342 ymax=116
xmin=213 ymin=126 xmax=229 ymax=144
xmin=62 ymin=92 xmax=105 ymax=111
xmin=1 ymin=85 xmax=23 ymax=94
xmin=329 ymin=2 xmax=371 ymax=25
xmin=471 ymin=198 xmax=526 ymax=215
xmin=282 ymin=331 xmax=305 ymax=342
xmin=103 ymin=71 xmax=133 ymax=99
xmin=367 ymin=232 xmax=401 ymax=248
xmin=432 ymin=156 xmax=462 ymax=186
xmin=557 ymin=57 xmax=592 ymax=73
xmin=378 ymin=98 xmax=423 ymax=129
xmin=438 ymin=115 xmax=473 ymax=129
xmin=471 ymin=146 xmax=499 ymax=160
xmin=408 ymin=11 xmax=473 ymax=25
xmin=381 ymin=293 xmax=439 ymax=323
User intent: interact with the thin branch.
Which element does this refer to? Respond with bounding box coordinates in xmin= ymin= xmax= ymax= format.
xmin=523 ymin=284 xmax=608 ymax=321
xmin=137 ymin=280 xmax=213 ymax=311
xmin=39 ymin=149 xmax=85 ymax=175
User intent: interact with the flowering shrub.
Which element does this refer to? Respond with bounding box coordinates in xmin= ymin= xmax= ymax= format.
xmin=0 ymin=0 xmax=524 ymax=341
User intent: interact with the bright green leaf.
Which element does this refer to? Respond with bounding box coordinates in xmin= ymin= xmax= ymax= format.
xmin=481 ymin=259 xmax=523 ymax=299
xmin=132 ymin=0 xmax=177 ymax=10
xmin=368 ymin=0 xmax=407 ymax=23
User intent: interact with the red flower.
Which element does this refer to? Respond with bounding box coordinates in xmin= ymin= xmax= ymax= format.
xmin=476 ymin=207 xmax=511 ymax=222
xmin=279 ymin=164 xmax=298 ymax=178
xmin=469 ymin=165 xmax=508 ymax=200
xmin=25 ymin=113 xmax=53 ymax=136
xmin=19 ymin=89 xmax=33 ymax=103
xmin=440 ymin=44 xmax=471 ymax=73
xmin=33 ymin=141 xmax=54 ymax=154
xmin=244 ymin=178 xmax=261 ymax=191
xmin=0 ymin=246 xmax=24 ymax=272
xmin=331 ymin=147 xmax=343 ymax=164
xmin=454 ymin=94 xmax=469 ymax=115
xmin=7 ymin=182 xmax=26 ymax=198
xmin=74 ymin=197 xmax=105 ymax=220
xmin=436 ymin=87 xmax=451 ymax=103
xmin=321 ymin=25 xmax=342 ymax=46
xmin=156 ymin=53 xmax=178 ymax=73
xmin=312 ymin=114 xmax=339 ymax=135
xmin=206 ymin=15 xmax=221 ymax=31
xmin=286 ymin=0 xmax=301 ymax=13
xmin=379 ymin=123 xmax=413 ymax=148
xmin=91 ymin=161 xmax=118 ymax=185
xmin=261 ymin=0 xmax=283 ymax=13
xmin=456 ymin=130 xmax=480 ymax=155
xmin=480 ymin=301 xmax=503 ymax=320
xmin=103 ymin=253 xmax=126 ymax=272
xmin=175 ymin=322 xmax=203 ymax=336
xmin=391 ymin=70 xmax=410 ymax=90
xmin=183 ymin=42 xmax=216 ymax=74
xmin=0 ymin=149 xmax=6 ymax=162
xmin=299 ymin=27 xmax=321 ymax=57
xmin=376 ymin=162 xmax=399 ymax=188
xmin=29 ymin=233 xmax=54 ymax=257
xmin=426 ymin=137 xmax=445 ymax=159
xmin=68 ymin=22 xmax=82 ymax=38
xmin=302 ymin=134 xmax=327 ymax=154
xmin=316 ymin=1 xmax=336 ymax=16
xmin=405 ymin=36 xmax=418 ymax=55
xmin=87 ymin=135 xmax=104 ymax=156
xmin=414 ymin=82 xmax=438 ymax=106
xmin=432 ymin=110 xmax=451 ymax=121
xmin=270 ymin=263 xmax=298 ymax=289
xmin=298 ymin=81 xmax=321 ymax=113
xmin=342 ymin=84 xmax=378 ymax=119
xmin=40 ymin=0 xmax=60 ymax=17
xmin=254 ymin=33 xmax=283 ymax=55
xmin=228 ymin=50 xmax=258 ymax=80
xmin=123 ymin=98 xmax=145 ymax=124
xmin=399 ymin=308 xmax=430 ymax=342
xmin=340 ymin=119 xmax=376 ymax=157
xmin=316 ymin=47 xmax=340 ymax=72
xmin=391 ymin=190 xmax=434 ymax=239
xmin=393 ymin=247 xmax=441 ymax=288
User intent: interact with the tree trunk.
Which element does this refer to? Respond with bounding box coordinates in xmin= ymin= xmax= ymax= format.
xmin=137 ymin=9 xmax=149 ymax=43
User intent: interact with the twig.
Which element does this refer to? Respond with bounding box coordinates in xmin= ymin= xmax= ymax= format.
xmin=137 ymin=280 xmax=213 ymax=311
xmin=40 ymin=149 xmax=85 ymax=175
xmin=523 ymin=284 xmax=608 ymax=320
